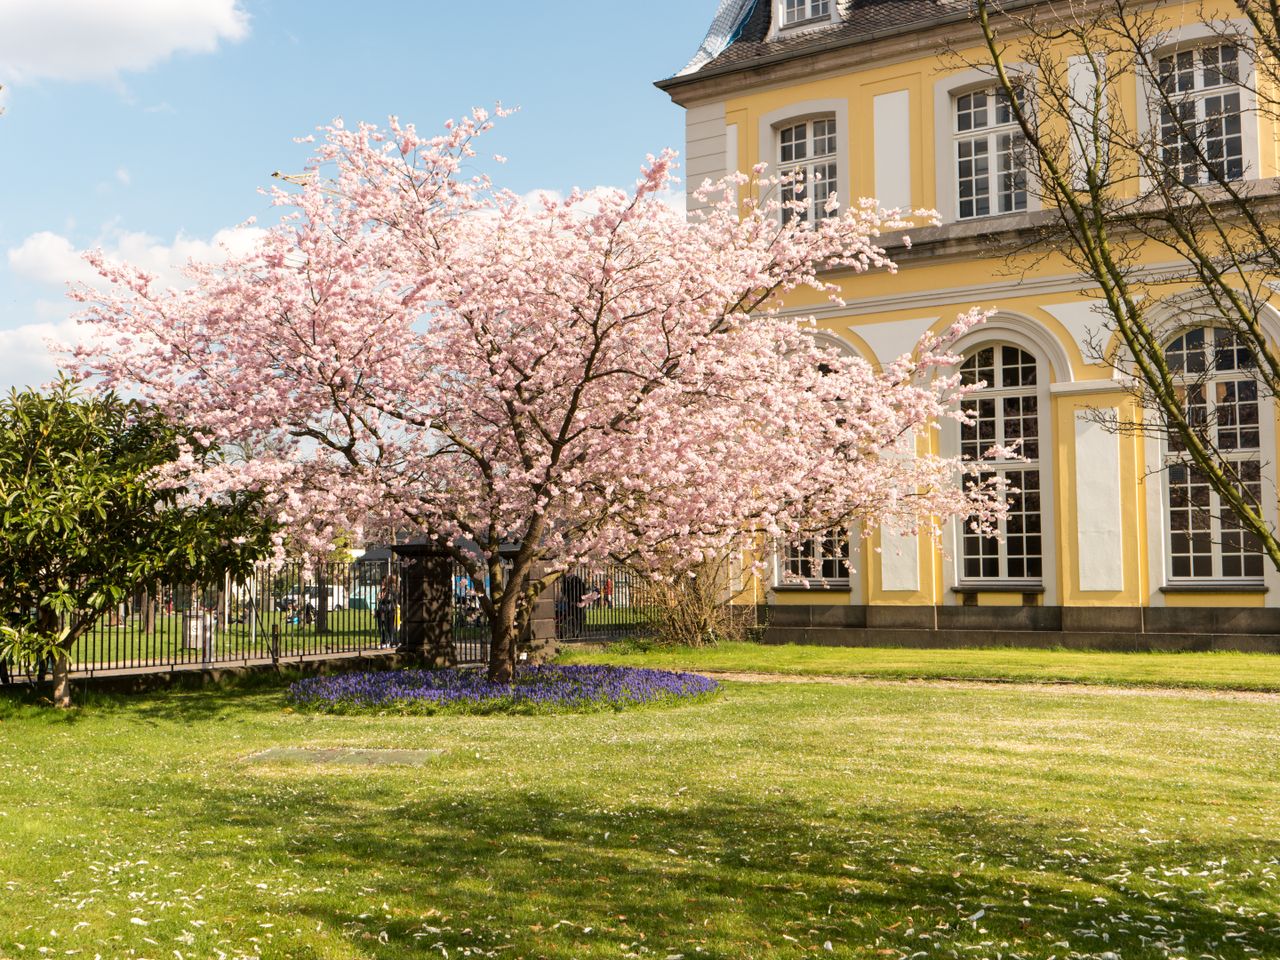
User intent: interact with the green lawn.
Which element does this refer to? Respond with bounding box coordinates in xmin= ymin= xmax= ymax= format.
xmin=2 ymin=669 xmax=1279 ymax=958
xmin=561 ymin=640 xmax=1280 ymax=691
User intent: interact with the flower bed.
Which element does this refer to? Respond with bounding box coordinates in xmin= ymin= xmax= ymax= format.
xmin=286 ymin=664 xmax=720 ymax=715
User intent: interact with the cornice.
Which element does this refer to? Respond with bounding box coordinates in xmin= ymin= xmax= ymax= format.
xmin=655 ymin=0 xmax=1169 ymax=107
xmin=656 ymin=0 xmax=1046 ymax=106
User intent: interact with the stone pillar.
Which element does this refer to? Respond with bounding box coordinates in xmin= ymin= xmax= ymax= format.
xmin=392 ymin=544 xmax=456 ymax=668
xmin=519 ymin=562 xmax=560 ymax=664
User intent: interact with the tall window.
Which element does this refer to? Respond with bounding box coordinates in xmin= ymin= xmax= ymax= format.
xmin=954 ymin=87 xmax=1028 ymax=219
xmin=782 ymin=530 xmax=851 ymax=586
xmin=782 ymin=0 xmax=830 ymax=26
xmin=779 ymin=118 xmax=838 ymax=224
xmin=1157 ymin=44 xmax=1244 ymax=185
xmin=1165 ymin=327 xmax=1263 ymax=580
xmin=959 ymin=345 xmax=1043 ymax=581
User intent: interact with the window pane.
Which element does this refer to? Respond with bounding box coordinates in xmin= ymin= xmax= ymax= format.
xmin=996 ymin=132 xmax=1028 ymax=213
xmin=957 ymin=136 xmax=990 ymax=219
xmin=960 ymin=347 xmax=1044 ymax=583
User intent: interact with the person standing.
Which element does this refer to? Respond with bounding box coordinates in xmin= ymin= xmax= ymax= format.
xmin=376 ymin=574 xmax=398 ymax=647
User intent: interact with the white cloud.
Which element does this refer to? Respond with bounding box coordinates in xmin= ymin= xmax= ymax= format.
xmin=0 ymin=0 xmax=249 ymax=84
xmin=0 ymin=317 xmax=85 ymax=390
xmin=8 ymin=224 xmax=267 ymax=292
xmin=3 ymin=224 xmax=266 ymax=389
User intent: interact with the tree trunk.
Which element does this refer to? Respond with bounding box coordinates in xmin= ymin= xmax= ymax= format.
xmin=487 ymin=603 xmax=518 ymax=683
xmin=51 ymin=650 xmax=72 ymax=709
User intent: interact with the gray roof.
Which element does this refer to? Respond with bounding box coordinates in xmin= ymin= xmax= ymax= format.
xmin=667 ymin=0 xmax=972 ymax=84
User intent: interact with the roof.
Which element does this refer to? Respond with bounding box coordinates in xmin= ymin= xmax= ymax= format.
xmin=662 ymin=0 xmax=973 ymax=88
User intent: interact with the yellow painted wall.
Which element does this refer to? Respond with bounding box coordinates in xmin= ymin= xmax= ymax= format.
xmin=710 ymin=0 xmax=1279 ymax=611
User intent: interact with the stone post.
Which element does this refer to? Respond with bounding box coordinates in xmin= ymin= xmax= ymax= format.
xmin=392 ymin=544 xmax=456 ymax=668
xmin=519 ymin=561 xmax=560 ymax=664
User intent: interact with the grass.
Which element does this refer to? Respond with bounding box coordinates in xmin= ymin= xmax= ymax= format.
xmin=2 ymin=664 xmax=1278 ymax=959
xmin=66 ymin=610 xmax=390 ymax=668
xmin=559 ymin=639 xmax=1280 ymax=691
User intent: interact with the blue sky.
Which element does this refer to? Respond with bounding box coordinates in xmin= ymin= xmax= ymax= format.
xmin=0 ymin=0 xmax=714 ymax=387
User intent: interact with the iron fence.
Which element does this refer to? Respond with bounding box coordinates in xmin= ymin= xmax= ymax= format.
xmin=552 ymin=565 xmax=658 ymax=642
xmin=2 ymin=557 xmax=658 ymax=687
xmin=2 ymin=559 xmax=405 ymax=683
xmin=450 ymin=561 xmax=658 ymax=650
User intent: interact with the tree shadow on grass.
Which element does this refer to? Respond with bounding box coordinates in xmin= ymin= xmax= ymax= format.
xmin=0 ymin=668 xmax=309 ymax=723
xmin=167 ymin=775 xmax=1280 ymax=960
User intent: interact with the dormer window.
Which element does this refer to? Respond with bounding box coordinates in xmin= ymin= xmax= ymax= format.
xmin=782 ymin=0 xmax=831 ymax=27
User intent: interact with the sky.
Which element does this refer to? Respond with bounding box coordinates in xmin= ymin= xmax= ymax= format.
xmin=0 ymin=0 xmax=715 ymax=389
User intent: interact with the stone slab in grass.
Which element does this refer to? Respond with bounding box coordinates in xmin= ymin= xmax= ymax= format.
xmin=246 ymin=747 xmax=444 ymax=766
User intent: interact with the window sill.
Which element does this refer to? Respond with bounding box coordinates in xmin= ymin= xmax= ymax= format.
xmin=774 ymin=582 xmax=852 ymax=593
xmin=1160 ymin=582 xmax=1267 ymax=594
xmin=954 ymin=210 xmax=1029 ymax=226
xmin=952 ymin=582 xmax=1045 ymax=595
xmin=779 ymin=15 xmax=833 ymax=30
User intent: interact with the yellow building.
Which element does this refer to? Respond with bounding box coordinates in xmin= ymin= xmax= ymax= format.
xmin=658 ymin=0 xmax=1280 ymax=647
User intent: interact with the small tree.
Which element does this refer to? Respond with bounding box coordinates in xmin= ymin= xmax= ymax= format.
xmin=967 ymin=0 xmax=1280 ymax=569
xmin=0 ymin=380 xmax=274 ymax=706
xmin=75 ymin=111 xmax=1009 ymax=683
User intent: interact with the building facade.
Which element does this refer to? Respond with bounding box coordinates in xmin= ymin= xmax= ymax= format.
xmin=658 ymin=0 xmax=1280 ymax=643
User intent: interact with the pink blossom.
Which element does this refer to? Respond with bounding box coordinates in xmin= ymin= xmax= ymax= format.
xmin=70 ymin=111 xmax=1008 ymax=676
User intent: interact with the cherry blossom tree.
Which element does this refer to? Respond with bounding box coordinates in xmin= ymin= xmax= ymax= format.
xmin=73 ymin=110 xmax=1006 ymax=681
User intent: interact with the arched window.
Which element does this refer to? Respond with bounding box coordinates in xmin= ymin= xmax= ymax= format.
xmin=778 ymin=332 xmax=855 ymax=589
xmin=1164 ymin=326 xmax=1263 ymax=580
xmin=959 ymin=344 xmax=1043 ymax=581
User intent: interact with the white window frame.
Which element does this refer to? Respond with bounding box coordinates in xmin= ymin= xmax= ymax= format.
xmin=957 ymin=343 xmax=1046 ymax=585
xmin=933 ymin=68 xmax=1041 ymax=224
xmin=1162 ymin=326 xmax=1266 ymax=584
xmin=778 ymin=528 xmax=853 ymax=588
xmin=778 ymin=115 xmax=840 ymax=224
xmin=776 ymin=0 xmax=834 ymax=31
xmin=758 ymin=101 xmax=851 ymax=224
xmin=1155 ymin=43 xmax=1247 ymax=185
xmin=952 ymin=85 xmax=1029 ymax=221
xmin=1136 ymin=22 xmax=1260 ymax=187
xmin=938 ymin=318 xmax=1061 ymax=605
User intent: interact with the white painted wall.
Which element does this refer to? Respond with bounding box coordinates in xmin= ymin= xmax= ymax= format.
xmin=880 ymin=531 xmax=921 ymax=592
xmin=873 ymin=90 xmax=912 ymax=210
xmin=685 ymin=102 xmax=727 ymax=213
xmin=1074 ymin=411 xmax=1126 ymax=591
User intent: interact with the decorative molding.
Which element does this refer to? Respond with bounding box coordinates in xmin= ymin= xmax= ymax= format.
xmin=1049 ymin=379 xmax=1132 ymax=396
xmin=1074 ymin=411 xmax=1126 ymax=592
xmin=851 ymin=316 xmax=939 ymax=366
xmin=873 ymin=90 xmax=912 ymax=210
xmin=879 ymin=531 xmax=920 ymax=592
